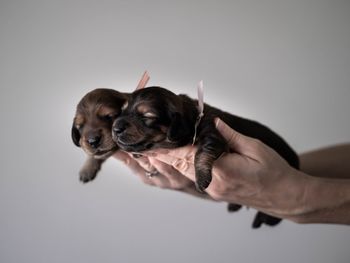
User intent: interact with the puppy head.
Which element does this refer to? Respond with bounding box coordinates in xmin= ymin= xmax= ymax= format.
xmin=72 ymin=88 xmax=129 ymax=158
xmin=112 ymin=86 xmax=196 ymax=152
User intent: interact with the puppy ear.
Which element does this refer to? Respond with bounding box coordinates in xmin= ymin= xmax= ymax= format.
xmin=71 ymin=123 xmax=81 ymax=147
xmin=167 ymin=112 xmax=191 ymax=142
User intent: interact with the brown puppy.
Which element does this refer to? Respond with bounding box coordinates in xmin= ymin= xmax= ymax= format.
xmin=112 ymin=86 xmax=299 ymax=228
xmin=71 ymin=88 xmax=129 ymax=183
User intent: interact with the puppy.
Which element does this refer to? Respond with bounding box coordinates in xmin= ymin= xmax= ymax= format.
xmin=71 ymin=88 xmax=129 ymax=183
xmin=112 ymin=86 xmax=299 ymax=228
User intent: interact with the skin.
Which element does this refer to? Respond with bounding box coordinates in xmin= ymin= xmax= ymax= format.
xmin=114 ymin=118 xmax=350 ymax=225
xmin=300 ymin=144 xmax=350 ymax=179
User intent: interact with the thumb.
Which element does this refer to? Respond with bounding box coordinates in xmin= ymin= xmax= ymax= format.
xmin=215 ymin=118 xmax=258 ymax=155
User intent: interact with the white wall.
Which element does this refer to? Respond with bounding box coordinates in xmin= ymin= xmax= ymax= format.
xmin=1 ymin=1 xmax=349 ymax=262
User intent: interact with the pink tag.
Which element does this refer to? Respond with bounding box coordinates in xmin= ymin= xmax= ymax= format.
xmin=136 ymin=71 xmax=150 ymax=90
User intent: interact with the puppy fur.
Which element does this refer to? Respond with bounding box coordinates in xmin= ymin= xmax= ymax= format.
xmin=112 ymin=86 xmax=299 ymax=228
xmin=72 ymin=88 xmax=129 ymax=183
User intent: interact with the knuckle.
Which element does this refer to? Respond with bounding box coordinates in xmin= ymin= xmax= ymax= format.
xmin=170 ymin=181 xmax=185 ymax=190
xmin=250 ymin=138 xmax=262 ymax=148
xmin=209 ymin=191 xmax=224 ymax=201
xmin=144 ymin=163 xmax=154 ymax=171
xmin=209 ymin=185 xmax=229 ymax=201
xmin=123 ymin=158 xmax=131 ymax=166
xmin=158 ymin=183 xmax=167 ymax=189
xmin=228 ymin=131 xmax=239 ymax=145
xmin=137 ymin=157 xmax=150 ymax=166
xmin=158 ymin=166 xmax=172 ymax=177
xmin=173 ymin=159 xmax=189 ymax=172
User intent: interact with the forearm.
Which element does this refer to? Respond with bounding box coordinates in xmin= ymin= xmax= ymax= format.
xmin=300 ymin=143 xmax=350 ymax=179
xmin=287 ymin=172 xmax=350 ymax=224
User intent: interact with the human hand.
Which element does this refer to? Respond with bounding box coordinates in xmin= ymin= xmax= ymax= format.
xmin=114 ymin=120 xmax=350 ymax=224
xmin=148 ymin=118 xmax=308 ymax=219
xmin=113 ymin=119 xmax=350 ymax=224
xmin=113 ymin=151 xmax=211 ymax=200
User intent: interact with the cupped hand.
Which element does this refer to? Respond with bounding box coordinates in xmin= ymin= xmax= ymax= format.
xmin=147 ymin=118 xmax=307 ymax=218
xmin=113 ymin=151 xmax=211 ymax=199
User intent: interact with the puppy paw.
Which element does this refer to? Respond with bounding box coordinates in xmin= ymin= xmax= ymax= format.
xmin=195 ymin=172 xmax=212 ymax=193
xmin=79 ymin=168 xmax=98 ymax=183
xmin=79 ymin=157 xmax=103 ymax=183
xmin=252 ymin=212 xmax=282 ymax=229
xmin=227 ymin=203 xmax=242 ymax=212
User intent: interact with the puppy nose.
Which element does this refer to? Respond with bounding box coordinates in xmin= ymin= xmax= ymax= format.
xmin=87 ymin=136 xmax=101 ymax=148
xmin=113 ymin=119 xmax=129 ymax=135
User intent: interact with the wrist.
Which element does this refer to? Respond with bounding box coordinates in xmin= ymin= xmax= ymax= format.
xmin=281 ymin=171 xmax=321 ymax=221
xmin=267 ymin=169 xmax=312 ymax=219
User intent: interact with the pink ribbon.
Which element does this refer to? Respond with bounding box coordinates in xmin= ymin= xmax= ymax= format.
xmin=136 ymin=71 xmax=150 ymax=90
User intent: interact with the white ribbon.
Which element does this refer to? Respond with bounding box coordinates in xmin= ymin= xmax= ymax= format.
xmin=192 ymin=80 xmax=204 ymax=145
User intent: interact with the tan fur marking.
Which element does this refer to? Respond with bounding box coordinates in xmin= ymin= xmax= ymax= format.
xmin=98 ymin=106 xmax=118 ymax=117
xmin=137 ymin=104 xmax=153 ymax=115
xmin=75 ymin=115 xmax=85 ymax=127
xmin=122 ymin=101 xmax=128 ymax=111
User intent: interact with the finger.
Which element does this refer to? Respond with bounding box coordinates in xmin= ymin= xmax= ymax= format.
xmin=114 ymin=151 xmax=147 ymax=174
xmin=130 ymin=155 xmax=174 ymax=188
xmin=133 ymin=155 xmax=155 ymax=173
xmin=148 ymin=145 xmax=197 ymax=161
xmin=113 ymin=150 xmax=133 ymax=164
xmin=152 ymin=153 xmax=196 ymax=181
xmin=114 ymin=151 xmax=155 ymax=184
xmin=215 ymin=118 xmax=264 ymax=161
xmin=146 ymin=172 xmax=172 ymax=189
xmin=150 ymin=157 xmax=192 ymax=182
xmin=214 ymin=118 xmax=254 ymax=152
xmin=149 ymin=158 xmax=194 ymax=189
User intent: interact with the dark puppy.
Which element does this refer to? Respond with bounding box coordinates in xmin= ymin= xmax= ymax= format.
xmin=72 ymin=88 xmax=129 ymax=183
xmin=112 ymin=86 xmax=299 ymax=228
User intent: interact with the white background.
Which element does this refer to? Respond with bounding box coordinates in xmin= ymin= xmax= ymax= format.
xmin=1 ymin=0 xmax=349 ymax=262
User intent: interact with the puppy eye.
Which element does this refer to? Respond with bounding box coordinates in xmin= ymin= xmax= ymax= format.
xmin=143 ymin=118 xmax=156 ymax=127
xmin=142 ymin=113 xmax=158 ymax=127
xmin=101 ymin=114 xmax=118 ymax=121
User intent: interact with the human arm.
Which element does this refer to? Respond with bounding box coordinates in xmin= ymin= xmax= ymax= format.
xmin=300 ymin=143 xmax=350 ymax=179
xmin=148 ymin=119 xmax=350 ymax=224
